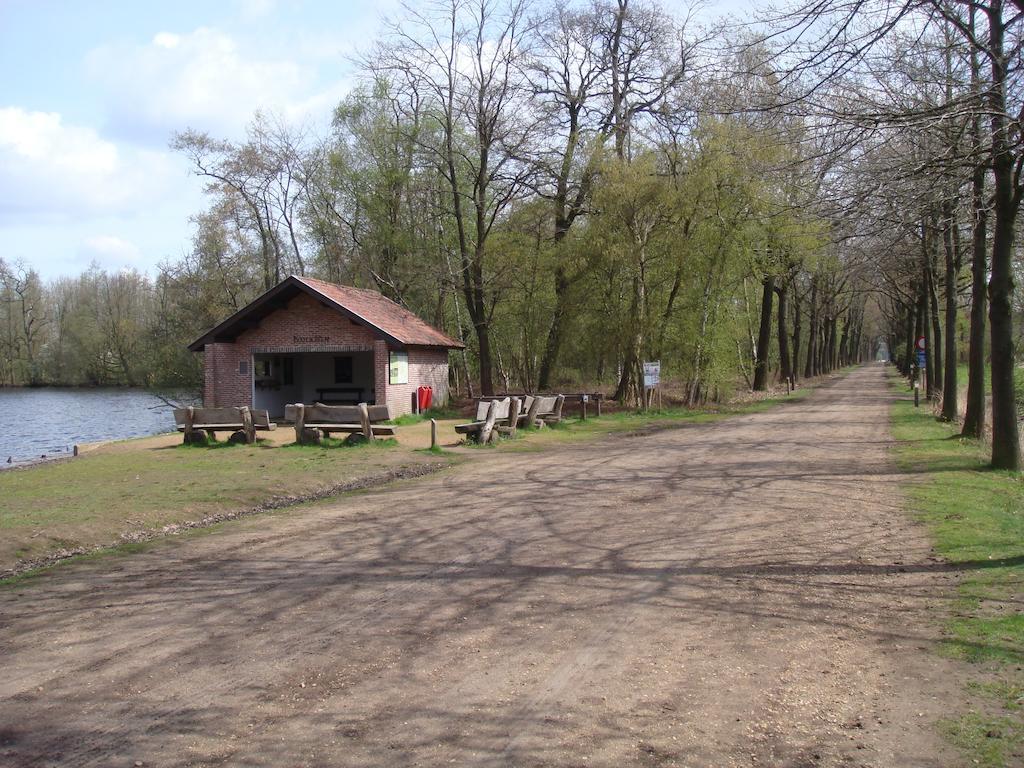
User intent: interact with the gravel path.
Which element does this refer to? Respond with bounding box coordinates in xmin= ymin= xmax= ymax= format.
xmin=0 ymin=364 xmax=965 ymax=767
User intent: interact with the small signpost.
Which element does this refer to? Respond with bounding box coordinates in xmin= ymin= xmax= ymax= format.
xmin=643 ymin=360 xmax=661 ymax=410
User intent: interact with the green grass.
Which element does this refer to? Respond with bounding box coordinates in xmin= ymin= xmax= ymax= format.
xmin=386 ymin=405 xmax=460 ymax=426
xmin=0 ymin=434 xmax=444 ymax=573
xmin=942 ymin=713 xmax=1024 ymax=767
xmin=889 ymin=371 xmax=1024 ymax=766
xmin=490 ymin=387 xmax=811 ymax=449
xmin=415 ymin=445 xmax=455 ymax=456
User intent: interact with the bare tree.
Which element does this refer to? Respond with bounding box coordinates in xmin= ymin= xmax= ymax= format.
xmin=375 ymin=0 xmax=537 ymax=394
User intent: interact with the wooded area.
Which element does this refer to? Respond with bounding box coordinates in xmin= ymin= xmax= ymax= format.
xmin=2 ymin=0 xmax=1022 ymax=467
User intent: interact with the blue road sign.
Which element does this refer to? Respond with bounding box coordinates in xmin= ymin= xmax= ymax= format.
xmin=917 ymin=350 xmax=926 ymax=366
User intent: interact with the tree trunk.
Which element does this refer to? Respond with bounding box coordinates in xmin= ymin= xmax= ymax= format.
xmin=792 ymin=290 xmax=802 ymax=384
xmin=928 ymin=240 xmax=943 ymax=400
xmin=826 ymin=315 xmax=838 ymax=373
xmin=476 ymin=320 xmax=495 ymax=396
xmin=962 ymin=7 xmax=988 ymax=440
xmin=962 ymin=196 xmax=989 ymax=435
xmin=753 ymin=276 xmax=774 ymax=391
xmin=775 ymin=284 xmax=791 ymax=385
xmin=838 ymin=312 xmax=850 ymax=368
xmin=941 ymin=215 xmax=959 ymax=421
xmin=805 ymin=280 xmax=818 ymax=380
xmin=904 ymin=298 xmax=916 ymax=378
xmin=538 ymin=266 xmax=569 ymax=389
xmin=918 ymin=284 xmax=933 ymax=398
xmin=986 ymin=0 xmax=1021 ymax=470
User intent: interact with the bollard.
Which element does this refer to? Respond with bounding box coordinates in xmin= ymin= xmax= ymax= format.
xmin=581 ymin=395 xmax=587 ymax=421
xmin=914 ymin=381 xmax=920 ymax=408
xmin=430 ymin=418 xmax=437 ymax=450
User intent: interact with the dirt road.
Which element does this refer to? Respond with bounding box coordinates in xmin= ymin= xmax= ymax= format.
xmin=0 ymin=365 xmax=965 ymax=767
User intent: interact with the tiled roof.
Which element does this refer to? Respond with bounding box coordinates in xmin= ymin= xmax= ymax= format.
xmin=295 ymin=277 xmax=463 ymax=348
xmin=188 ymin=275 xmax=465 ymax=351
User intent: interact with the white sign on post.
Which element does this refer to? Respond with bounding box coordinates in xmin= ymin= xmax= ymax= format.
xmin=643 ymin=360 xmax=661 ymax=389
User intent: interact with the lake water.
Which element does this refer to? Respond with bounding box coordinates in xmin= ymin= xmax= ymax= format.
xmin=0 ymin=388 xmax=199 ymax=466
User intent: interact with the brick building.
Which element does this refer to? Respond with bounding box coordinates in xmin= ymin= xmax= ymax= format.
xmin=188 ymin=275 xmax=463 ymax=417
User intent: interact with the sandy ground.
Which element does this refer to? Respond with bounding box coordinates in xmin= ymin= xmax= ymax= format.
xmin=0 ymin=364 xmax=967 ymax=767
xmin=74 ymin=414 xmax=465 ymax=456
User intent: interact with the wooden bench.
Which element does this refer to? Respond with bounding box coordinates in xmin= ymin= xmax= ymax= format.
xmin=315 ymin=387 xmax=364 ymax=405
xmin=456 ymin=397 xmax=521 ymax=443
xmin=525 ymin=394 xmax=565 ymax=427
xmin=173 ymin=406 xmax=276 ymax=445
xmin=284 ymin=403 xmax=395 ymax=444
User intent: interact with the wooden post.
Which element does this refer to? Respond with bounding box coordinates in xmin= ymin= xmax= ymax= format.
xmin=479 ymin=399 xmax=499 ymax=444
xmin=294 ymin=403 xmax=305 ymax=444
xmin=507 ymin=397 xmax=520 ymax=438
xmin=183 ymin=406 xmax=200 ymax=445
xmin=596 ymin=395 xmax=602 ymax=418
xmin=525 ymin=396 xmax=541 ymax=429
xmin=553 ymin=395 xmax=565 ymax=423
xmin=430 ymin=418 xmax=437 ymax=450
xmin=241 ymin=406 xmax=255 ymax=444
xmin=73 ymin=444 xmax=79 ymax=457
xmin=358 ymin=402 xmax=374 ymax=440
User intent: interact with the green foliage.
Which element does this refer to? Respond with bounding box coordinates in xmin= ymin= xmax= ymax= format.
xmin=0 ymin=259 xmax=204 ymax=388
xmin=3 ymin=9 xmax=845 ymax=399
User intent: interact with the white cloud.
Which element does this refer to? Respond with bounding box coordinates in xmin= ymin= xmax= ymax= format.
xmin=152 ymin=32 xmax=181 ymax=49
xmin=82 ymin=235 xmax=142 ymax=267
xmin=0 ymin=107 xmax=176 ymax=220
xmin=86 ymin=27 xmax=317 ymax=143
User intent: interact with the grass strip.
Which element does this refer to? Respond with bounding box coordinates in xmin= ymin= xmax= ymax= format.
xmin=889 ymin=371 xmax=1024 ymax=767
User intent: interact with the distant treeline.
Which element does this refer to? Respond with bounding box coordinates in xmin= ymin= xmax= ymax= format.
xmin=0 ymin=261 xmax=209 ymax=388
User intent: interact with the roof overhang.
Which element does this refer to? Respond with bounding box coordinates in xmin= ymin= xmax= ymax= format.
xmin=187 ymin=275 xmax=406 ymax=351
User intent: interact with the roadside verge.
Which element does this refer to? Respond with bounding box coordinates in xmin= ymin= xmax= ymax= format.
xmin=889 ymin=371 xmax=1024 ymax=766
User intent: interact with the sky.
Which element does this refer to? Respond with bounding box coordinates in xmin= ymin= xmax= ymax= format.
xmin=0 ymin=0 xmax=736 ymax=281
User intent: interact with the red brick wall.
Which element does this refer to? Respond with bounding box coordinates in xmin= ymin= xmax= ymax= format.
xmin=383 ymin=347 xmax=451 ymax=416
xmin=204 ymin=293 xmax=378 ymax=408
xmin=201 ymin=292 xmax=451 ymax=413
